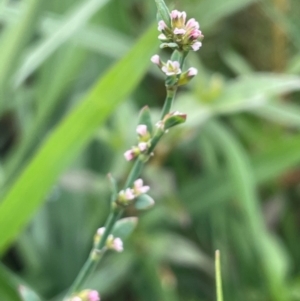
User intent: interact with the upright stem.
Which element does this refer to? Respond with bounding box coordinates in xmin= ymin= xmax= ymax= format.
xmin=215 ymin=250 xmax=223 ymax=301
xmin=64 ymin=46 xmax=189 ymax=301
xmin=64 ymin=209 xmax=121 ymax=298
xmin=160 ymin=86 xmax=177 ymax=120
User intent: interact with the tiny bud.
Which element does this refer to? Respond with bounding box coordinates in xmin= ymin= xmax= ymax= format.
xmin=136 ymin=124 xmax=148 ymax=136
xmin=158 ymin=20 xmax=167 ymax=31
xmin=187 ymin=67 xmax=198 ymax=76
xmin=112 ymin=237 xmax=123 ymax=252
xmin=138 ymin=142 xmax=148 ymax=152
xmin=97 ymin=227 xmax=105 ymax=236
xmin=191 ymin=41 xmax=202 ymax=51
xmin=151 ymin=54 xmax=161 ymax=66
xmin=124 ymin=149 xmax=135 ymax=161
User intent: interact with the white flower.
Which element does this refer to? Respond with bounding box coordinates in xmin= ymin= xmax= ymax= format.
xmin=161 ymin=60 xmax=181 ymax=76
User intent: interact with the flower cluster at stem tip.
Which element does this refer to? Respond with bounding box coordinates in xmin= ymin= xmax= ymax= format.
xmin=151 ymin=9 xmax=202 ymax=80
xmin=159 ymin=10 xmax=203 ymax=51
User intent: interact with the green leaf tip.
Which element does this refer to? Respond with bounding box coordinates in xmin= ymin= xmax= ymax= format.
xmin=138 ymin=106 xmax=153 ymax=135
xmin=155 ymin=0 xmax=171 ymax=27
xmin=135 ymin=194 xmax=155 ymax=210
xmin=111 ymin=217 xmax=139 ymax=240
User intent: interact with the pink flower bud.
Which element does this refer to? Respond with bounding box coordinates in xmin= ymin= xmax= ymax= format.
xmin=187 ymin=67 xmax=198 ymax=76
xmin=191 ymin=41 xmax=202 ymax=51
xmin=151 ymin=54 xmax=160 ymax=65
xmin=189 ymin=29 xmax=202 ymax=39
xmin=136 ymin=124 xmax=148 ymax=136
xmin=158 ymin=20 xmax=167 ymax=31
xmin=138 ymin=142 xmax=148 ymax=152
xmin=97 ymin=227 xmax=105 ymax=236
xmin=186 ymin=18 xmax=199 ymax=30
xmin=88 ymin=291 xmax=100 ymax=301
xmin=112 ymin=237 xmax=123 ymax=252
xmin=170 ymin=10 xmax=180 ymax=19
xmin=124 ymin=149 xmax=135 ymax=161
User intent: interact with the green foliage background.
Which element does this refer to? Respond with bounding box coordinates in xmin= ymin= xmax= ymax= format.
xmin=1 ymin=0 xmax=300 ymax=300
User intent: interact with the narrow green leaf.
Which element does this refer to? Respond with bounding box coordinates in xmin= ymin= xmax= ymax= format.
xmin=0 ymin=0 xmax=46 ymax=111
xmin=138 ymin=106 xmax=153 ymax=135
xmin=0 ymin=24 xmax=158 ymax=254
xmin=14 ymin=0 xmax=110 ymax=86
xmin=155 ymin=0 xmax=171 ymax=26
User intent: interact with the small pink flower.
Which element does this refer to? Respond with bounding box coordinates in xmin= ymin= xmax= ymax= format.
xmin=97 ymin=227 xmax=105 ymax=236
xmin=138 ymin=142 xmax=148 ymax=152
xmin=134 ymin=179 xmax=150 ymax=194
xmin=124 ymin=149 xmax=135 ymax=161
xmin=112 ymin=237 xmax=123 ymax=252
xmin=162 ymin=60 xmax=181 ymax=76
xmin=88 ymin=291 xmax=100 ymax=301
xmin=158 ymin=20 xmax=167 ymax=31
xmin=191 ymin=41 xmax=202 ymax=51
xmin=187 ymin=67 xmax=198 ymax=76
xmin=186 ymin=18 xmax=199 ymax=30
xmin=136 ymin=124 xmax=148 ymax=136
xmin=173 ymin=28 xmax=186 ymax=35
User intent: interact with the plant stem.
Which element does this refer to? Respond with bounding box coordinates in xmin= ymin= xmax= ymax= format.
xmin=64 ymin=48 xmax=189 ymax=300
xmin=215 ymin=250 xmax=223 ymax=301
xmin=64 ymin=209 xmax=121 ymax=298
xmin=160 ymin=86 xmax=177 ymax=120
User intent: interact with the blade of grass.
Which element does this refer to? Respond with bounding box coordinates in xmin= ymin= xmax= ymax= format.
xmin=0 ymin=0 xmax=46 ymax=112
xmin=197 ymin=120 xmax=288 ymax=301
xmin=0 ymin=23 xmax=158 ymax=255
xmin=14 ymin=0 xmax=110 ymax=87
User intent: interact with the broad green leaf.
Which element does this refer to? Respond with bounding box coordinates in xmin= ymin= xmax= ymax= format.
xmin=0 ymin=24 xmax=158 ymax=254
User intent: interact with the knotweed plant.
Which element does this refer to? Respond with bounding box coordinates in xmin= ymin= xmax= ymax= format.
xmin=64 ymin=1 xmax=203 ymax=300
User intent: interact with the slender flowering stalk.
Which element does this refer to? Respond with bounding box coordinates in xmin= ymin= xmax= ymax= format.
xmin=64 ymin=2 xmax=202 ymax=299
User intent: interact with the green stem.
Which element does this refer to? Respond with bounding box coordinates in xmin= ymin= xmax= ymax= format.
xmin=124 ymin=159 xmax=144 ymax=188
xmin=64 ymin=209 xmax=121 ymax=298
xmin=215 ymin=250 xmax=223 ymax=301
xmin=160 ymin=86 xmax=177 ymax=120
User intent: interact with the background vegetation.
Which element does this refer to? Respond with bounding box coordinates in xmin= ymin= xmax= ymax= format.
xmin=1 ymin=0 xmax=300 ymax=300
